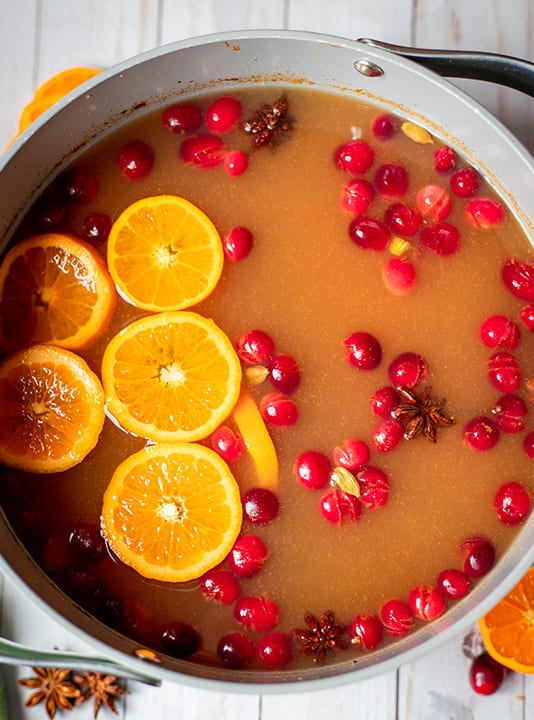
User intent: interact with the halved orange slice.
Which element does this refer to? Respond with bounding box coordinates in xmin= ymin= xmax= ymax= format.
xmin=101 ymin=443 xmax=243 ymax=582
xmin=0 ymin=344 xmax=105 ymax=473
xmin=107 ymin=195 xmax=224 ymax=311
xmin=101 ymin=311 xmax=242 ymax=443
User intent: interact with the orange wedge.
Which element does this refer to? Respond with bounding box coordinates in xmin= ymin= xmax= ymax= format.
xmin=101 ymin=311 xmax=242 ymax=443
xmin=479 ymin=566 xmax=534 ymax=673
xmin=232 ymin=387 xmax=278 ymax=489
xmin=0 ymin=344 xmax=105 ymax=473
xmin=0 ymin=233 xmax=116 ymax=353
xmin=101 ymin=443 xmax=243 ymax=582
xmin=107 ymin=195 xmax=224 ymax=312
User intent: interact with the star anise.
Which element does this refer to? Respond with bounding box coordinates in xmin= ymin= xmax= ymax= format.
xmin=19 ymin=667 xmax=80 ymax=719
xmin=241 ymin=95 xmax=293 ymax=148
xmin=294 ymin=610 xmax=348 ymax=662
xmin=391 ymin=385 xmax=455 ymax=443
xmin=73 ymin=672 xmax=128 ymax=718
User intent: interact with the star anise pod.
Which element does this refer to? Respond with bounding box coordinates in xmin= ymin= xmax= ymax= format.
xmin=19 ymin=667 xmax=80 ymax=719
xmin=294 ymin=610 xmax=348 ymax=662
xmin=73 ymin=672 xmax=128 ymax=718
xmin=241 ymin=95 xmax=293 ymax=148
xmin=391 ymin=385 xmax=455 ymax=443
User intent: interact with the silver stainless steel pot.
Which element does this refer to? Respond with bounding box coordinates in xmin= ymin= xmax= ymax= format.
xmin=0 ymin=30 xmax=533 ymax=692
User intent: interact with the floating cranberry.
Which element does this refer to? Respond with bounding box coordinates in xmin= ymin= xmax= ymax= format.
xmin=217 ymin=632 xmax=255 ymax=668
xmin=293 ymin=450 xmax=331 ymax=490
xmin=117 ymin=140 xmax=154 ymax=180
xmin=388 ymin=351 xmax=428 ymax=388
xmin=383 ymin=202 xmax=421 ymax=236
xmin=436 ymin=568 xmax=471 ymax=600
xmin=227 ymin=534 xmax=268 ymax=578
xmin=223 ymin=226 xmax=254 ymax=261
xmin=382 ymin=256 xmax=417 ymax=296
xmin=349 ymin=612 xmax=384 ymax=650
xmin=434 ymin=146 xmax=456 ymax=173
xmin=179 ymin=133 xmax=225 ymax=168
xmin=211 ymin=425 xmax=245 ymax=462
xmin=492 ymin=393 xmax=528 ymax=433
xmin=416 ymin=185 xmax=452 ymax=222
xmin=268 ymin=353 xmax=300 ymax=394
xmin=224 ymin=150 xmax=249 ymax=177
xmin=348 ymin=216 xmax=390 ymax=251
xmin=235 ymin=329 xmax=275 ymax=364
xmin=69 ymin=524 xmax=105 ymax=558
xmin=371 ymin=418 xmax=404 ymax=453
xmin=356 ymin=466 xmax=389 ymax=509
xmin=374 ymin=163 xmax=409 ymax=197
xmin=501 ymin=258 xmax=534 ymax=301
xmin=494 ymin=481 xmax=531 ymax=526
xmin=243 ymin=487 xmax=280 ymax=525
xmin=408 ymin=585 xmax=446 ymax=621
xmin=332 ymin=438 xmax=370 ymax=472
xmin=520 ymin=304 xmax=534 ymax=331
xmin=340 ymin=178 xmax=375 ymax=215
xmin=469 ymin=653 xmax=504 ymax=695
xmin=479 ymin=315 xmax=520 ymax=350
xmin=200 ymin=568 xmax=241 ymax=605
xmin=333 ymin=139 xmax=375 ymax=174
xmin=450 ymin=167 xmax=480 ymax=198
xmin=462 ymin=416 xmax=500 ymax=451
xmin=487 ymin=352 xmax=522 ymax=393
xmin=259 ymin=392 xmax=298 ymax=428
xmin=465 ymin=198 xmax=505 ymax=228
xmin=461 ymin=536 xmax=495 ymax=578
xmin=234 ymin=595 xmax=279 ymax=632
xmin=68 ymin=570 xmax=102 ymax=601
xmin=343 ymin=331 xmax=382 ymax=370
xmin=256 ymin=632 xmax=293 ymax=669
xmin=379 ymin=599 xmax=413 ymax=637
xmin=162 ymin=103 xmax=203 ymax=134
xmin=319 ymin=487 xmax=362 ymax=524
xmin=205 ymin=96 xmax=243 ymax=134
xmin=524 ymin=430 xmax=534 ymax=460
xmin=42 ymin=533 xmax=69 ymax=572
xmin=370 ymin=386 xmax=401 ymax=417
xmin=98 ymin=594 xmax=138 ymax=634
xmin=82 ymin=212 xmax=111 ymax=245
xmin=161 ymin=621 xmax=201 ymax=658
xmin=420 ymin=222 xmax=460 ymax=256
xmin=61 ymin=167 xmax=98 ymax=203
xmin=371 ymin=113 xmax=396 ymax=139
xmin=33 ymin=197 xmax=67 ymax=227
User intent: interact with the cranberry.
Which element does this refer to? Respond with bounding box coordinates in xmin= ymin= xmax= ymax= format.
xmin=479 ymin=315 xmax=520 ymax=350
xmin=494 ymin=481 xmax=531 ymax=525
xmin=256 ymin=632 xmax=293 ymax=669
xmin=371 ymin=418 xmax=404 ymax=453
xmin=349 ymin=612 xmax=384 ymax=650
xmin=487 ymin=352 xmax=522 ymax=393
xmin=382 ymin=256 xmax=417 ymax=296
xmin=436 ymin=568 xmax=471 ymax=600
xmin=259 ymin=392 xmax=298 ymax=428
xmin=117 ymin=140 xmax=154 ymax=180
xmin=492 ymin=393 xmax=528 ymax=433
xmin=501 ymin=257 xmax=534 ymax=301
xmin=97 ymin=594 xmax=138 ymax=634
xmin=434 ymin=146 xmax=456 ymax=173
xmin=235 ymin=329 xmax=275 ymax=364
xmin=371 ymin=113 xmax=396 ymax=139
xmin=408 ymin=584 xmax=446 ymax=621
xmin=388 ymin=352 xmax=428 ymax=388
xmin=462 ymin=416 xmax=500 ymax=451
xmin=223 ymin=226 xmax=254 ymax=261
xmin=465 ymin=198 xmax=505 ymax=228
xmin=227 ymin=534 xmax=268 ymax=578
xmin=319 ymin=487 xmax=361 ymax=524
xmin=340 ymin=178 xmax=375 ymax=215
xmin=224 ymin=150 xmax=248 ymax=177
xmin=233 ymin=595 xmax=279 ymax=632
xmin=61 ymin=167 xmax=98 ymax=203
xmin=524 ymin=430 xmax=534 ymax=460
xmin=162 ymin=103 xmax=203 ymax=134
xmin=469 ymin=653 xmax=504 ymax=695
xmin=356 ymin=466 xmax=389 ymax=509
xmin=348 ymin=217 xmax=390 ymax=251
xmin=68 ymin=570 xmax=102 ymax=601
xmin=293 ymin=450 xmax=331 ymax=490
xmin=82 ymin=212 xmax=112 ymax=245
xmin=200 ymin=568 xmax=241 ymax=604
xmin=343 ymin=331 xmax=382 ymax=370
xmin=217 ymin=632 xmax=255 ymax=668
xmin=461 ymin=536 xmax=495 ymax=578
xmin=370 ymin=386 xmax=401 ymax=417
xmin=205 ymin=96 xmax=243 ymax=134
xmin=379 ymin=599 xmax=413 ymax=637
xmin=179 ymin=133 xmax=225 ymax=168
xmin=332 ymin=438 xmax=370 ymax=472
xmin=416 ymin=185 xmax=452 ymax=222
xmin=211 ymin=425 xmax=245 ymax=462
xmin=42 ymin=533 xmax=69 ymax=572
xmin=33 ymin=197 xmax=67 ymax=227
xmin=420 ymin=222 xmax=460 ymax=256
xmin=243 ymin=487 xmax=280 ymax=525
xmin=450 ymin=167 xmax=480 ymax=198
xmin=520 ymin=304 xmax=534 ymax=331
xmin=383 ymin=202 xmax=421 ymax=236
xmin=69 ymin=524 xmax=105 ymax=558
xmin=161 ymin=621 xmax=201 ymax=658
xmin=268 ymin=353 xmax=300 ymax=394
xmin=333 ymin=139 xmax=375 ymax=174
xmin=374 ymin=163 xmax=409 ymax=197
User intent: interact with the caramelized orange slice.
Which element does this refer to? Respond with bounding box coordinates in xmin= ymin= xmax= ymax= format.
xmin=232 ymin=387 xmax=278 ymax=489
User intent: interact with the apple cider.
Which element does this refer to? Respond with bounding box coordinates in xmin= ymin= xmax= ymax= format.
xmin=0 ymin=84 xmax=533 ymax=671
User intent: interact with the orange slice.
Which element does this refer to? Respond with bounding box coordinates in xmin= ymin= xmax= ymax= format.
xmin=232 ymin=387 xmax=278 ymax=489
xmin=0 ymin=344 xmax=105 ymax=473
xmin=479 ymin=566 xmax=534 ymax=673
xmin=107 ymin=195 xmax=224 ymax=312
xmin=32 ymin=67 xmax=100 ymax=102
xmin=101 ymin=443 xmax=243 ymax=582
xmin=101 ymin=311 xmax=242 ymax=443
xmin=0 ymin=233 xmax=116 ymax=354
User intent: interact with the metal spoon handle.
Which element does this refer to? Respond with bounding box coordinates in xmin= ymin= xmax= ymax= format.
xmin=358 ymin=38 xmax=534 ymax=98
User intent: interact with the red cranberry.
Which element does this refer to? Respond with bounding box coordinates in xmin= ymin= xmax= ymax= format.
xmin=227 ymin=534 xmax=268 ymax=578
xmin=492 ymin=393 xmax=528 ymax=433
xmin=494 ymin=481 xmax=531 ymax=525
xmin=374 ymin=163 xmax=409 ymax=197
xmin=243 ymin=487 xmax=280 ymax=525
xmin=436 ymin=568 xmax=471 ymax=600
xmin=200 ymin=568 xmax=241 ymax=605
xmin=370 ymin=386 xmax=401 ymax=417
xmin=465 ymin=198 xmax=505 ymax=228
xmin=234 ymin=595 xmax=279 ymax=632
xmin=461 ymin=536 xmax=496 ymax=578
xmin=162 ymin=103 xmax=203 ymax=134
xmin=161 ymin=621 xmax=201 ymax=658
xmin=223 ymin=226 xmax=254 ymax=261
xmin=520 ymin=304 xmax=534 ymax=331
xmin=179 ymin=133 xmax=225 ymax=168
xmin=82 ymin=212 xmax=111 ymax=245
xmin=268 ymin=353 xmax=300 ymax=394
xmin=343 ymin=331 xmax=382 ymax=370
xmin=33 ymin=197 xmax=67 ymax=227
xmin=259 ymin=392 xmax=298 ymax=428
xmin=319 ymin=487 xmax=362 ymax=524
xmin=97 ymin=594 xmax=138 ymax=634
xmin=383 ymin=202 xmax=421 ymax=236
xmin=205 ymin=96 xmax=243 ymax=134
xmin=68 ymin=570 xmax=102 ymax=601
xmin=382 ymin=256 xmax=417 ymax=296
xmin=371 ymin=113 xmax=396 ymax=139
xmin=61 ymin=167 xmax=98 ymax=203
xmin=379 ymin=599 xmax=414 ymax=637
xmin=293 ymin=450 xmax=331 ymax=490
xmin=69 ymin=524 xmax=105 ymax=558
xmin=356 ymin=466 xmax=389 ymax=509
xmin=256 ymin=632 xmax=293 ymax=669
xmin=462 ymin=416 xmax=500 ymax=451
xmin=420 ymin=222 xmax=460 ymax=256
xmin=388 ymin=352 xmax=428 ymax=388
xmin=408 ymin=585 xmax=446 ymax=621
xmin=469 ymin=653 xmax=504 ymax=695
xmin=332 ymin=438 xmax=370 ymax=472
xmin=371 ymin=418 xmax=404 ymax=453
xmin=434 ymin=146 xmax=456 ymax=173
xmin=42 ymin=533 xmax=69 ymax=572
xmin=349 ymin=612 xmax=384 ymax=650
xmin=117 ymin=140 xmax=154 ymax=180
xmin=235 ymin=329 xmax=275 ymax=364
xmin=450 ymin=167 xmax=480 ymax=198
xmin=479 ymin=315 xmax=520 ymax=350
xmin=340 ymin=178 xmax=375 ymax=215
xmin=487 ymin=352 xmax=522 ymax=393
xmin=501 ymin=257 xmax=534 ymax=302
xmin=524 ymin=430 xmax=534 ymax=460
xmin=348 ymin=217 xmax=390 ymax=251
xmin=224 ymin=150 xmax=248 ymax=177
xmin=333 ymin=139 xmax=375 ymax=174
xmin=211 ymin=425 xmax=245 ymax=462
xmin=217 ymin=632 xmax=255 ymax=668
xmin=416 ymin=185 xmax=452 ymax=222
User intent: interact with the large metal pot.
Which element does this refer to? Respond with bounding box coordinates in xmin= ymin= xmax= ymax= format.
xmin=0 ymin=30 xmax=533 ymax=692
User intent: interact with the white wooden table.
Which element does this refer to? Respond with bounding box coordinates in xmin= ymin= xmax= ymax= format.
xmin=0 ymin=1 xmax=533 ymax=718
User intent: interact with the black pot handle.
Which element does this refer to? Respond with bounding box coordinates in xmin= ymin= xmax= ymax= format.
xmin=358 ymin=39 xmax=534 ymax=98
